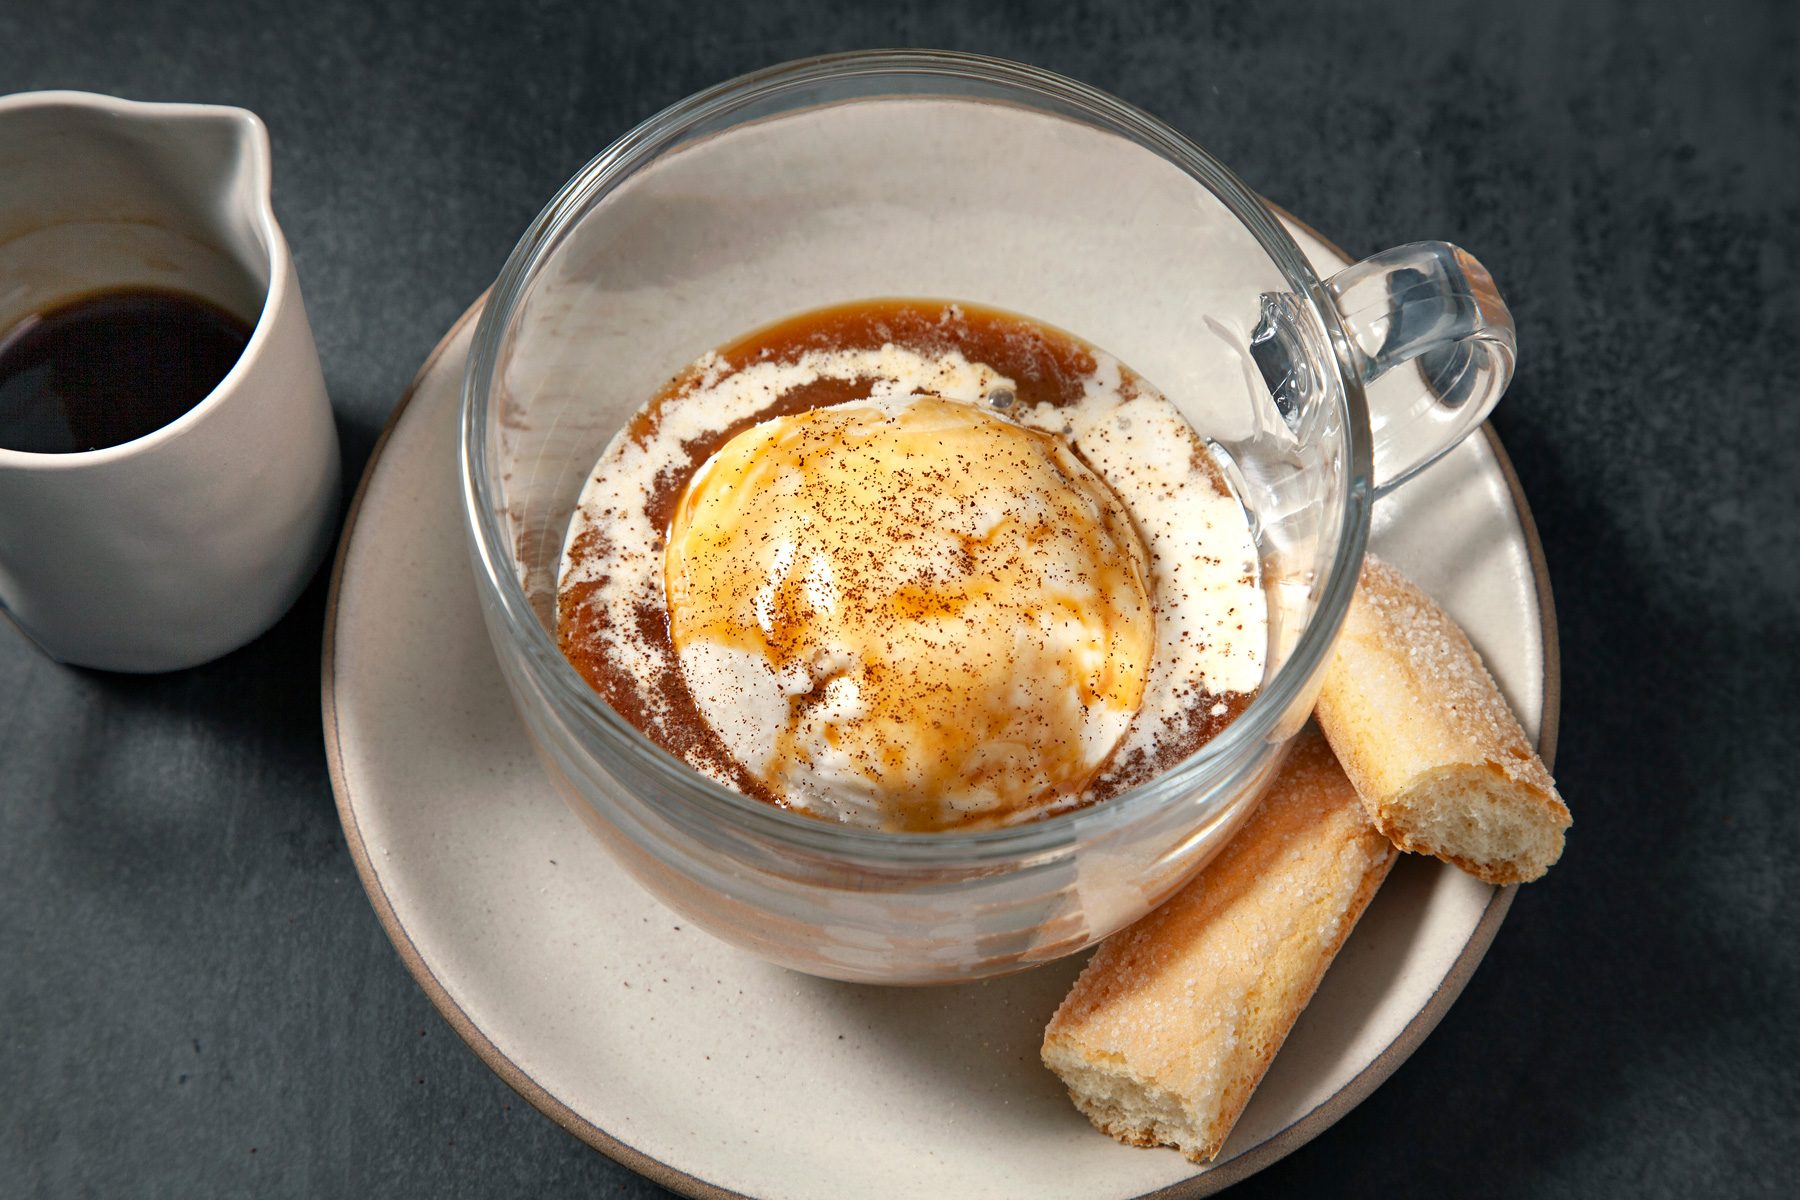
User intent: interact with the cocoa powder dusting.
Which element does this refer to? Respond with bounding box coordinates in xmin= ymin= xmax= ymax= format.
xmin=556 ymin=299 xmax=1260 ymax=824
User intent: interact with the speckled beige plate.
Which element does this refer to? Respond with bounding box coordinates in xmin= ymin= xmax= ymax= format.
xmin=323 ymin=214 xmax=1559 ymax=1200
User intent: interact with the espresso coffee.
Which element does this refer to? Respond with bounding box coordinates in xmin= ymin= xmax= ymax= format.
xmin=0 ymin=287 xmax=252 ymax=454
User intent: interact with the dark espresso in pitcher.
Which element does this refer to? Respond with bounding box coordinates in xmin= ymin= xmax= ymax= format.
xmin=0 ymin=287 xmax=252 ymax=454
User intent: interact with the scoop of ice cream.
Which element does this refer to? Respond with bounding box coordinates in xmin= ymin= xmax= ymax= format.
xmin=663 ymin=393 xmax=1155 ymax=831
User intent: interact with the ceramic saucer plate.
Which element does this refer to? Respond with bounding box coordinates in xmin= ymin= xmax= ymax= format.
xmin=323 ymin=214 xmax=1558 ymax=1200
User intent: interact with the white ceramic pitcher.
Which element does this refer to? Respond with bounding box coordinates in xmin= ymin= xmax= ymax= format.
xmin=0 ymin=91 xmax=340 ymax=672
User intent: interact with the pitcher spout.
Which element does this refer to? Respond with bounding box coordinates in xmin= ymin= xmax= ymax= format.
xmin=0 ymin=91 xmax=279 ymax=326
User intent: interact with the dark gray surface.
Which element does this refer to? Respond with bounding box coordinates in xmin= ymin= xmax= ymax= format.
xmin=3 ymin=1 xmax=1796 ymax=1196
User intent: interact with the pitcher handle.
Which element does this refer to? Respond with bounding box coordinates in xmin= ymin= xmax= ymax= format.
xmin=1323 ymin=242 xmax=1517 ymax=496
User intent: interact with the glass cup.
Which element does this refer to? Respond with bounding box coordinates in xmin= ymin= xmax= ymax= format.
xmin=461 ymin=51 xmax=1515 ymax=983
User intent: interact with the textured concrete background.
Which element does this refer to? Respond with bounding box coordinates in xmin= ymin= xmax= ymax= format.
xmin=2 ymin=1 xmax=1796 ymax=1196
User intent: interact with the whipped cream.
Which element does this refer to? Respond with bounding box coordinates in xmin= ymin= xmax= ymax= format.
xmin=1014 ymin=360 xmax=1265 ymax=789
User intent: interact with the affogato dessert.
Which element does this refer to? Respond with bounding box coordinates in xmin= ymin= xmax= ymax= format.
xmin=556 ymin=300 xmax=1266 ymax=832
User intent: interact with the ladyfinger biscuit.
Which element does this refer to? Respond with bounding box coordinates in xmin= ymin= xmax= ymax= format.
xmin=1041 ymin=730 xmax=1396 ymax=1162
xmin=1314 ymin=556 xmax=1569 ymax=884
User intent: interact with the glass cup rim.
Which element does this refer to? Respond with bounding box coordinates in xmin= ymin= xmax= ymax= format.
xmin=461 ymin=48 xmax=1374 ymax=863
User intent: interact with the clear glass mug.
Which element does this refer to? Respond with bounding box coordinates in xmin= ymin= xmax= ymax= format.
xmin=461 ymin=51 xmax=1515 ymax=984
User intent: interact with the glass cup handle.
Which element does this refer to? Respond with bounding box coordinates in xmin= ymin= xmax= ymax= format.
xmin=1323 ymin=242 xmax=1517 ymax=497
